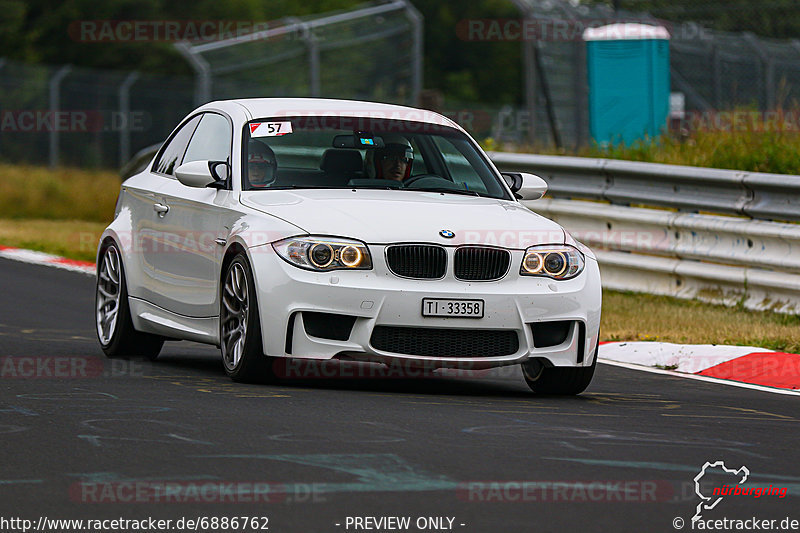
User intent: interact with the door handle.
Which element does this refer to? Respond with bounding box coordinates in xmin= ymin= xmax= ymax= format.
xmin=153 ymin=203 xmax=170 ymax=217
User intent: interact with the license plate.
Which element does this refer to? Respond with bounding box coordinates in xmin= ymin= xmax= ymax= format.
xmin=422 ymin=298 xmax=484 ymax=318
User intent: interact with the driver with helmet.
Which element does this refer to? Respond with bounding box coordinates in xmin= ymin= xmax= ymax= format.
xmin=364 ymin=134 xmax=413 ymax=181
xmin=247 ymin=140 xmax=278 ymax=188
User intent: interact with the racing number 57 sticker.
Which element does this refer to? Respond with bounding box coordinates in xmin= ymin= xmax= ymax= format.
xmin=250 ymin=121 xmax=293 ymax=137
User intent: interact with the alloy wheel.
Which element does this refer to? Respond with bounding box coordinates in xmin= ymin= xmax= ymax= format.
xmin=221 ymin=262 xmax=249 ymax=370
xmin=96 ymin=246 xmax=121 ymax=345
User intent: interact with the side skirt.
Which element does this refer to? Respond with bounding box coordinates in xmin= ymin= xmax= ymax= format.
xmin=129 ymin=296 xmax=219 ymax=346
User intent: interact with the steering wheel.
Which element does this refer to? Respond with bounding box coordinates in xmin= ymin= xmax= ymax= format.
xmin=403 ymin=174 xmax=443 ymax=187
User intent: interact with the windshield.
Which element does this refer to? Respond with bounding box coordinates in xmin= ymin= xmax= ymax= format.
xmin=242 ymin=116 xmax=510 ymax=199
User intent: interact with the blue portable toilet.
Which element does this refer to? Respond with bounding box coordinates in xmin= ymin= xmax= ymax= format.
xmin=583 ymin=23 xmax=670 ymax=146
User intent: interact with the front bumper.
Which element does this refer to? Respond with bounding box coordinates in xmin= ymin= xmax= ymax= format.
xmin=248 ymin=244 xmax=602 ymax=369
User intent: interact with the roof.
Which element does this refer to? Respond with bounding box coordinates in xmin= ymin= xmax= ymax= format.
xmin=583 ymin=23 xmax=670 ymax=41
xmin=200 ymin=98 xmax=462 ymax=130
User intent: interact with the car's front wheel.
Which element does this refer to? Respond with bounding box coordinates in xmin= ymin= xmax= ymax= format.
xmin=220 ymin=254 xmax=276 ymax=383
xmin=521 ymin=340 xmax=598 ymax=395
xmin=95 ymin=242 xmax=164 ymax=359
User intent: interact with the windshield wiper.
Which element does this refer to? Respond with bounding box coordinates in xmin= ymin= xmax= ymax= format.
xmin=405 ymin=187 xmax=482 ymax=197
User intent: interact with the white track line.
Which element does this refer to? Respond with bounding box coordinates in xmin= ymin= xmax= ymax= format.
xmin=0 ymin=247 xmax=95 ymax=275
xmin=599 ymin=358 xmax=800 ymax=397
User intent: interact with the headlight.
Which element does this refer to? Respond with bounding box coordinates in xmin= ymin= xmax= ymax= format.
xmin=520 ymin=244 xmax=584 ymax=280
xmin=272 ymin=236 xmax=372 ymax=271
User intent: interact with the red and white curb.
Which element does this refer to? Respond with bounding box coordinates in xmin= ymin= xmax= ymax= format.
xmin=0 ymin=246 xmax=95 ymax=275
xmin=2 ymin=245 xmax=798 ymax=393
xmin=600 ymin=342 xmax=800 ymax=394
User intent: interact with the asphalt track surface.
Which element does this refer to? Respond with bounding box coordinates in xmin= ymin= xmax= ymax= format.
xmin=1 ymin=256 xmax=798 ymax=533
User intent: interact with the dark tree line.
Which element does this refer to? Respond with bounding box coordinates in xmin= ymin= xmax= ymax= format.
xmin=604 ymin=0 xmax=800 ymax=38
xmin=0 ymin=0 xmax=524 ymax=105
xmin=2 ymin=0 xmax=797 ymax=107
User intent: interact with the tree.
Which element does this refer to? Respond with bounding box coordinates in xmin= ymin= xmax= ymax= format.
xmin=0 ymin=0 xmax=527 ymax=106
xmin=1 ymin=0 xmax=361 ymax=74
xmin=413 ymin=0 xmax=523 ymax=105
xmin=592 ymin=0 xmax=800 ymax=38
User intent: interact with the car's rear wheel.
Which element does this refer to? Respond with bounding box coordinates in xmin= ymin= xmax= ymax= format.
xmin=220 ymin=254 xmax=276 ymax=383
xmin=521 ymin=340 xmax=598 ymax=395
xmin=96 ymin=242 xmax=164 ymax=360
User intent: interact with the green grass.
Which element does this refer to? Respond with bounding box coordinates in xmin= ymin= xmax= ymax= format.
xmin=484 ymin=110 xmax=800 ymax=175
xmin=0 ymin=163 xmax=120 ymax=222
xmin=601 ymin=291 xmax=800 ymax=354
xmin=0 ymin=219 xmax=106 ymax=262
xmin=583 ymin=129 xmax=800 ymax=175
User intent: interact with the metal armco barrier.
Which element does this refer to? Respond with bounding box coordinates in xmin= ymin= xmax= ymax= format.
xmin=521 ymin=198 xmax=800 ymax=313
xmin=490 ymin=152 xmax=800 ymax=312
xmin=489 ymin=152 xmax=800 ymax=221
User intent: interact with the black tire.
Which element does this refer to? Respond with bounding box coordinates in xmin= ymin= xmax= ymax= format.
xmin=95 ymin=242 xmax=164 ymax=360
xmin=220 ymin=254 xmax=276 ymax=383
xmin=521 ymin=340 xmax=598 ymax=395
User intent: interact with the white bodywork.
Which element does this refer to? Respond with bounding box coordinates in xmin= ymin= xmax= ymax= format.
xmin=100 ymin=98 xmax=601 ymax=371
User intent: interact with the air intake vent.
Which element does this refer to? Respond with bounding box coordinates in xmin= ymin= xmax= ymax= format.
xmin=386 ymin=245 xmax=447 ymax=279
xmin=454 ymin=246 xmax=511 ymax=281
xmin=370 ymin=326 xmax=518 ymax=357
xmin=303 ymin=312 xmax=357 ymax=341
xmin=530 ymin=320 xmax=572 ymax=348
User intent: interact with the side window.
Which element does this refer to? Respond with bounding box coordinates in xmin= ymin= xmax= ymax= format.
xmin=153 ymin=115 xmax=202 ymax=176
xmin=183 ymin=113 xmax=232 ymax=164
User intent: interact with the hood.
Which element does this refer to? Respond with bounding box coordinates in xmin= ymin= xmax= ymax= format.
xmin=240 ymin=189 xmax=565 ymax=249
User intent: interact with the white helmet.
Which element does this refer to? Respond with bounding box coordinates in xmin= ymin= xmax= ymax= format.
xmin=248 ymin=140 xmax=277 ymax=187
xmin=364 ymin=134 xmax=413 ymax=179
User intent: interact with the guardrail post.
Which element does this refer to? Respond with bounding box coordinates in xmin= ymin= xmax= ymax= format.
xmin=175 ymin=42 xmax=211 ymax=106
xmin=118 ymin=71 xmax=140 ymax=167
xmin=299 ymin=24 xmax=321 ymax=97
xmin=522 ymin=39 xmax=538 ymax=144
xmin=711 ymin=45 xmax=722 ymax=108
xmin=743 ymin=32 xmax=773 ymax=110
xmin=533 ymin=42 xmax=562 ymax=149
xmin=513 ymin=1 xmax=540 ymax=145
xmin=573 ymin=40 xmax=587 ymax=149
xmin=48 ymin=65 xmax=72 ymax=169
xmin=402 ymin=0 xmax=424 ymax=106
xmin=0 ymin=59 xmax=5 ymax=159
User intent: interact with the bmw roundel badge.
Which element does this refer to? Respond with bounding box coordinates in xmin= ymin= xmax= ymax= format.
xmin=439 ymin=229 xmax=455 ymax=239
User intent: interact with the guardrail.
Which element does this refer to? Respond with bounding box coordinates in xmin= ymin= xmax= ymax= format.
xmin=524 ymin=198 xmax=800 ymax=313
xmin=490 ymin=153 xmax=800 ymax=313
xmin=489 ymin=152 xmax=800 ymax=222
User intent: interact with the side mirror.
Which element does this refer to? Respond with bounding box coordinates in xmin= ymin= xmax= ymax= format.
xmin=501 ymin=172 xmax=548 ymax=200
xmin=175 ymin=160 xmax=227 ymax=189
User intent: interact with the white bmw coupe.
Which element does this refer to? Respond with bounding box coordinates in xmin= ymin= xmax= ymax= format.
xmin=96 ymin=98 xmax=601 ymax=394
